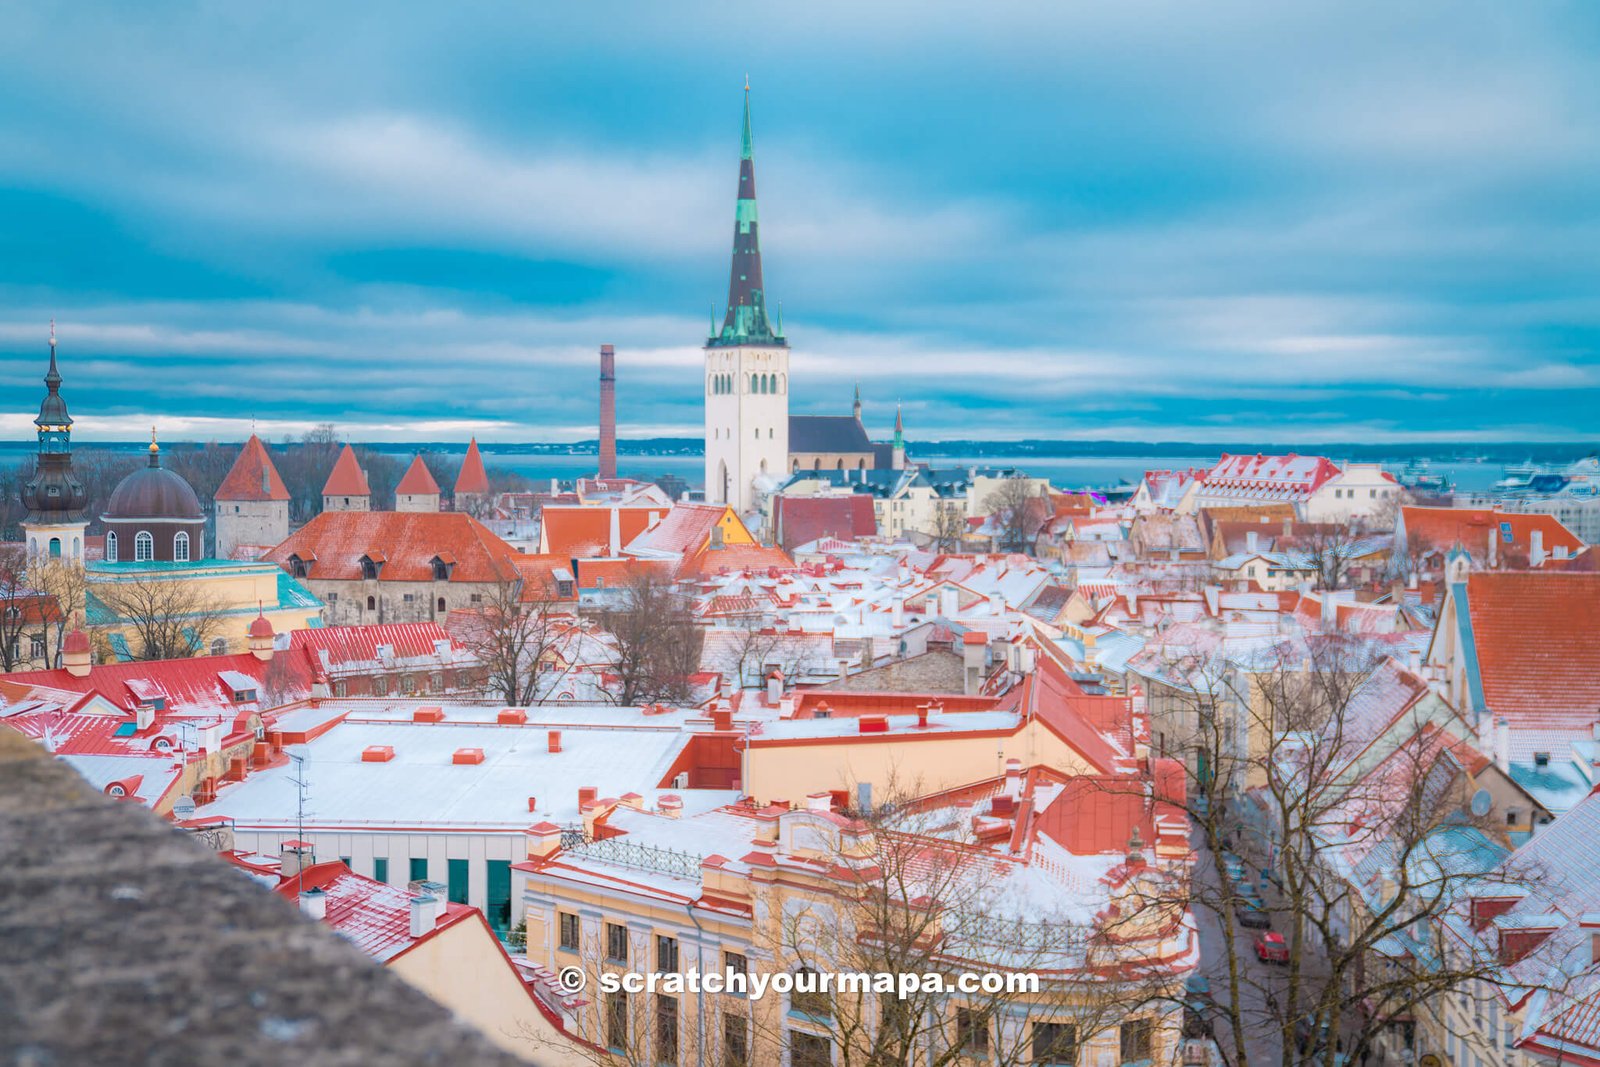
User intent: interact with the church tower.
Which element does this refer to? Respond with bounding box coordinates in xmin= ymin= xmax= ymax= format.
xmin=21 ymin=325 xmax=89 ymax=562
xmin=704 ymin=83 xmax=788 ymax=513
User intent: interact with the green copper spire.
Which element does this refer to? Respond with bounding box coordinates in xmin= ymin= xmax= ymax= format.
xmin=709 ymin=81 xmax=785 ymax=348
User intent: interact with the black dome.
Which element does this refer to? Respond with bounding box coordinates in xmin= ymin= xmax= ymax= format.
xmin=103 ymin=457 xmax=204 ymax=522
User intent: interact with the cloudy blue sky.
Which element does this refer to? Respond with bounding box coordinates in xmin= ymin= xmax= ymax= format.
xmin=2 ymin=2 xmax=1599 ymax=445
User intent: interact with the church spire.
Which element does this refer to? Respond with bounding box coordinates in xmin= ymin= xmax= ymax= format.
xmin=709 ymin=81 xmax=784 ymax=348
xmin=853 ymin=382 xmax=862 ymax=420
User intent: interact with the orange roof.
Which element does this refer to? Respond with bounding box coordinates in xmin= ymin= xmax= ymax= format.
xmin=541 ymin=506 xmax=662 ymax=558
xmin=216 ymin=434 xmax=290 ymax=502
xmin=1465 ymin=572 xmax=1600 ymax=724
xmin=265 ymin=511 xmax=521 ymax=583
xmin=683 ymin=543 xmax=795 ymax=579
xmin=323 ymin=444 xmax=371 ymax=496
xmin=454 ymin=438 xmax=489 ymax=496
xmin=396 ymin=455 xmax=441 ymax=495
xmin=1403 ymin=506 xmax=1583 ymax=563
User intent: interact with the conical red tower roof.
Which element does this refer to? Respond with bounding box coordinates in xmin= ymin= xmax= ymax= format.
xmin=396 ymin=454 xmax=441 ymax=495
xmin=454 ymin=438 xmax=489 ymax=496
xmin=322 ymin=444 xmax=371 ymax=497
xmin=217 ymin=434 xmax=290 ymax=502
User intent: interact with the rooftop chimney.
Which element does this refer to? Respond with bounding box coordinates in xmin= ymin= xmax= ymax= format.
xmin=548 ymin=730 xmax=562 ymax=754
xmin=598 ymin=344 xmax=617 ymax=481
xmin=1495 ymin=717 xmax=1511 ymax=774
xmin=409 ymin=895 xmax=439 ymax=939
xmin=280 ymin=840 xmax=313 ymax=879
xmin=63 ymin=629 xmax=91 ymax=678
xmin=1246 ymin=530 xmax=1258 ymax=553
xmin=963 ymin=631 xmax=989 ymax=695
xmin=766 ymin=668 xmax=784 ymax=706
xmin=1530 ymin=529 xmax=1546 ymax=568
xmin=299 ymin=887 xmax=327 ymax=921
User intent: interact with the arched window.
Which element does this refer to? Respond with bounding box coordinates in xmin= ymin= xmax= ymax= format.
xmin=759 ymin=374 xmax=768 ymax=394
xmin=210 ymin=638 xmax=227 ymax=655
xmin=746 ymin=374 xmax=753 ymax=393
xmin=366 ymin=595 xmax=376 ymax=611
xmin=792 ymin=459 xmax=800 ymax=472
xmin=105 ymin=531 xmax=118 ymax=562
xmin=72 ymin=536 xmax=80 ymax=559
xmin=173 ymin=532 xmax=190 ymax=562
xmin=836 ymin=459 xmax=845 ymax=471
xmin=48 ymin=537 xmax=61 ymax=558
xmin=813 ymin=458 xmax=822 ymax=470
xmin=134 ymin=531 xmax=154 ymax=562
xmin=437 ymin=597 xmax=446 ymax=613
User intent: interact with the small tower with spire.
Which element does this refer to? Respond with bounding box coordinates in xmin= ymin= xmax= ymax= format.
xmin=892 ymin=403 xmax=907 ymax=471
xmin=703 ymin=80 xmax=789 ymax=513
xmin=852 ymin=382 xmax=862 ymax=422
xmin=395 ymin=454 xmax=442 ymax=512
xmin=21 ymin=323 xmax=89 ymax=562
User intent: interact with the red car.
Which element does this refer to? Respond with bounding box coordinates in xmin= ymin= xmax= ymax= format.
xmin=1254 ymin=930 xmax=1289 ymax=964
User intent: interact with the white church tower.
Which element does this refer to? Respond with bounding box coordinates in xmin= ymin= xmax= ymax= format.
xmin=704 ymin=83 xmax=788 ymax=514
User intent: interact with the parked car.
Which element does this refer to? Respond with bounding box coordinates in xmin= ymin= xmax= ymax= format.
xmin=1235 ymin=901 xmax=1271 ymax=929
xmin=1254 ymin=930 xmax=1289 ymax=963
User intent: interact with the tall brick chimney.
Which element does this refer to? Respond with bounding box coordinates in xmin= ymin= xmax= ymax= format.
xmin=598 ymin=344 xmax=617 ymax=481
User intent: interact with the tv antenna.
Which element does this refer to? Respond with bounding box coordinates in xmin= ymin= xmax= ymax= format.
xmin=288 ymin=745 xmax=311 ymax=894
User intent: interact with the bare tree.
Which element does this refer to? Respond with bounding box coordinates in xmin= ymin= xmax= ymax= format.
xmin=598 ymin=571 xmax=705 ymax=706
xmin=456 ymin=572 xmax=571 ymax=705
xmin=1134 ymin=637 xmax=1563 ymax=1067
xmin=1292 ymin=523 xmax=1365 ymax=591
xmin=710 ymin=615 xmax=822 ymax=690
xmin=0 ymin=546 xmax=40 ymax=671
xmin=93 ymin=575 xmax=228 ymax=660
xmin=921 ymin=499 xmax=967 ymax=553
xmin=31 ymin=557 xmax=88 ymax=668
xmin=982 ymin=479 xmax=1048 ymax=556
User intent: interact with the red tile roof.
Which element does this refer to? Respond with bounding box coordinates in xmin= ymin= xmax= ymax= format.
xmin=0 ymin=649 xmax=318 ymax=720
xmin=1203 ymin=453 xmax=1341 ymax=499
xmin=1403 ymin=506 xmax=1582 ymax=564
xmin=774 ymin=495 xmax=877 ymax=551
xmin=272 ymin=861 xmax=475 ymax=963
xmin=1466 ymin=572 xmax=1600 ymax=725
xmin=682 ymin=543 xmax=796 ymax=579
xmin=265 ymin=512 xmax=521 ymax=583
xmin=1034 ymin=759 xmax=1186 ymax=856
xmin=396 ymin=455 xmax=441 ymax=495
xmin=216 ymin=434 xmax=290 ymax=502
xmin=541 ymin=506 xmax=662 ymax=558
xmin=288 ymin=622 xmax=464 ymax=668
xmin=454 ymin=439 xmax=489 ymax=496
xmin=322 ymin=444 xmax=371 ymax=496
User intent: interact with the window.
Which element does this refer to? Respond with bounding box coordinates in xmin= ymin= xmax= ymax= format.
xmin=48 ymin=536 xmax=61 ymax=558
xmin=430 ymin=672 xmax=444 ymax=692
xmin=290 ymin=556 xmax=308 ymax=578
xmin=790 ymin=967 xmax=829 ymax=1019
xmin=173 ymin=531 xmax=190 ymax=561
xmin=724 ymin=951 xmax=747 ymax=994
xmin=606 ymin=922 xmax=629 ymax=963
xmin=723 ymin=1013 xmax=749 ymax=1067
xmin=1120 ymin=1018 xmax=1153 ymax=1062
xmin=790 ymin=1032 xmax=830 ymax=1067
xmin=559 ymin=912 xmax=580 ymax=951
xmin=431 ymin=559 xmax=450 ymax=581
xmin=402 ymin=593 xmax=415 ymax=604
xmin=210 ymin=638 xmax=227 ymax=655
xmin=373 ymin=858 xmax=389 ymax=884
xmin=400 ymin=674 xmax=415 ymax=694
xmin=360 ymin=558 xmax=380 ymax=579
xmin=30 ymin=635 xmax=46 ymax=659
xmin=436 ymin=597 xmax=446 ymax=613
xmin=656 ymin=934 xmax=679 ymax=973
xmin=333 ymin=680 xmax=348 ymax=698
xmin=446 ymin=858 xmax=469 ymax=904
xmin=655 ymin=994 xmax=679 ymax=1066
xmin=366 ymin=595 xmax=376 ymax=611
xmin=372 ymin=677 xmax=388 ymax=697
xmin=486 ymin=859 xmax=511 ymax=935
xmin=956 ymin=1008 xmax=989 ymax=1055
xmin=409 ymin=857 xmax=428 ymax=883
xmin=1534 ymin=752 xmax=1551 ymax=767
xmin=135 ymin=531 xmax=154 ymax=561
xmin=606 ymin=991 xmax=629 ymax=1051
xmin=1032 ymin=1021 xmax=1077 ymax=1065
xmin=339 ymin=856 xmax=352 ymax=870
xmin=106 ymin=531 xmax=117 ymax=562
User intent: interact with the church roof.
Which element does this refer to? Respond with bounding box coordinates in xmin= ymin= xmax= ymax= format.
xmin=216 ymin=435 xmax=290 ymax=502
xmin=708 ymin=85 xmax=784 ymax=349
xmin=395 ymin=455 xmax=441 ymax=496
xmin=788 ymin=415 xmax=873 ymax=455
xmin=453 ymin=439 xmax=489 ymax=496
xmin=322 ymin=444 xmax=370 ymax=497
xmin=103 ymin=444 xmax=204 ymax=522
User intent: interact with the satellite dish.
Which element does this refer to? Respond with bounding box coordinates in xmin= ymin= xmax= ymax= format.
xmin=172 ymin=795 xmax=197 ymax=820
xmin=1470 ymin=789 xmax=1493 ymax=818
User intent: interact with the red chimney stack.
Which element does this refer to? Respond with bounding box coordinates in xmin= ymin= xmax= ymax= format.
xmin=598 ymin=344 xmax=617 ymax=481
